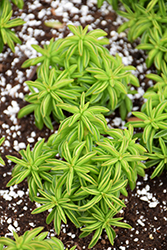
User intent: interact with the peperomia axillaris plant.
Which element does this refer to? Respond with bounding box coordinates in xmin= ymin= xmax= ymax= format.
xmin=116 ymin=0 xmax=167 ymax=42
xmin=0 ymin=0 xmax=25 ymax=53
xmin=136 ymin=27 xmax=167 ymax=70
xmin=20 ymin=24 xmax=139 ymax=127
xmin=0 ymin=226 xmax=76 ymax=250
xmin=6 ymin=139 xmax=57 ymax=201
xmin=7 ymin=119 xmax=147 ymax=247
xmin=3 ymin=24 xmax=150 ymax=247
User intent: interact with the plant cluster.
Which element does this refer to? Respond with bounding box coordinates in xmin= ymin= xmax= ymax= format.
xmin=104 ymin=0 xmax=167 ymax=179
xmin=0 ymin=227 xmax=76 ymax=250
xmin=1 ymin=0 xmax=166 ymax=248
xmin=19 ymin=24 xmax=139 ymax=130
xmin=4 ymin=24 xmax=147 ymax=246
xmin=7 ymin=121 xmax=147 ymax=247
xmin=0 ymin=0 xmax=24 ymax=53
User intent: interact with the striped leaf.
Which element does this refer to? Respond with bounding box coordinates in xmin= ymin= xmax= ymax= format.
xmin=88 ymin=227 xmax=103 ymax=249
xmin=32 ymin=203 xmax=55 ymax=214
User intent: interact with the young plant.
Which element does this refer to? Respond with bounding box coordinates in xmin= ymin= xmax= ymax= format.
xmin=0 ymin=227 xmax=52 ymax=250
xmin=18 ymin=65 xmax=81 ymax=130
xmin=92 ymin=126 xmax=147 ymax=190
xmin=57 ymin=92 xmax=109 ymax=139
xmin=31 ymin=176 xmax=80 ymax=235
xmin=117 ymin=1 xmax=167 ymax=42
xmin=56 ymin=25 xmax=109 ymax=62
xmin=79 ymin=203 xmax=131 ymax=248
xmin=84 ymin=53 xmax=138 ymax=118
xmin=0 ymin=227 xmax=76 ymax=250
xmin=126 ymin=98 xmax=167 ymax=153
xmin=46 ymin=141 xmax=98 ymax=195
xmin=145 ymin=137 xmax=167 ymax=179
xmin=136 ymin=28 xmax=167 ymax=70
xmin=21 ymin=38 xmax=63 ymax=69
xmin=146 ymin=60 xmax=167 ymax=90
xmin=0 ymin=137 xmax=5 ymax=165
xmin=6 ymin=139 xmax=56 ymax=201
xmin=0 ymin=0 xmax=25 ymax=52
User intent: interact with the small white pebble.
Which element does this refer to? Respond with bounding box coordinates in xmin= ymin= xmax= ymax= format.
xmin=7 ymin=218 xmax=12 ymax=224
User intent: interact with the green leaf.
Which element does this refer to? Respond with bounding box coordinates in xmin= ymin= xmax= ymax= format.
xmin=24 ymin=227 xmax=44 ymax=243
xmin=79 ymin=195 xmax=102 ymax=210
xmin=88 ymin=227 xmax=103 ymax=248
xmin=32 ymin=203 xmax=55 ymax=214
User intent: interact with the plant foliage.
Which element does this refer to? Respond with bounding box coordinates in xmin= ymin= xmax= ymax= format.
xmin=19 ymin=25 xmax=138 ymax=128
xmin=0 ymin=227 xmax=76 ymax=250
xmin=0 ymin=0 xmax=25 ymax=52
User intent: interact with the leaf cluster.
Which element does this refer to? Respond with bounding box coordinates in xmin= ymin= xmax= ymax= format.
xmin=0 ymin=0 xmax=25 ymax=52
xmin=7 ymin=119 xmax=146 ymax=247
xmin=0 ymin=227 xmax=76 ymax=250
xmin=117 ymin=0 xmax=167 ymax=42
xmin=19 ymin=25 xmax=139 ymax=129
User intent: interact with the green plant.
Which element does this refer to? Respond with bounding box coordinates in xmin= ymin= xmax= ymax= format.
xmin=146 ymin=60 xmax=167 ymax=89
xmin=7 ymin=124 xmax=146 ymax=247
xmin=10 ymin=0 xmax=24 ymax=9
xmin=136 ymin=28 xmax=167 ymax=70
xmin=20 ymin=25 xmax=138 ymax=126
xmin=0 ymin=0 xmax=25 ymax=52
xmin=6 ymin=139 xmax=56 ymax=201
xmin=21 ymin=38 xmax=63 ymax=69
xmin=31 ymin=176 xmax=80 ymax=235
xmin=8 ymin=24 xmax=146 ymax=248
xmin=84 ymin=53 xmax=138 ymax=119
xmin=92 ymin=125 xmax=147 ymax=190
xmin=126 ymin=98 xmax=167 ymax=153
xmin=0 ymin=137 xmax=5 ymax=165
xmin=117 ymin=1 xmax=167 ymax=42
xmin=145 ymin=137 xmax=167 ymax=178
xmin=0 ymin=227 xmax=76 ymax=250
xmin=18 ymin=65 xmax=81 ymax=130
xmin=79 ymin=203 xmax=131 ymax=248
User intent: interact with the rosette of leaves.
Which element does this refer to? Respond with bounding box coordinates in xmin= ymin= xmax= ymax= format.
xmin=146 ymin=60 xmax=167 ymax=90
xmin=6 ymin=139 xmax=56 ymax=201
xmin=126 ymin=98 xmax=167 ymax=153
xmin=92 ymin=127 xmax=147 ymax=190
xmin=51 ymin=92 xmax=109 ymax=153
xmin=78 ymin=203 xmax=131 ymax=248
xmin=0 ymin=137 xmax=5 ymax=165
xmin=22 ymin=38 xmax=64 ymax=70
xmin=142 ymin=86 xmax=167 ymax=112
xmin=117 ymin=1 xmax=167 ymax=42
xmin=31 ymin=176 xmax=80 ymax=235
xmin=0 ymin=0 xmax=25 ymax=52
xmin=107 ymin=124 xmax=147 ymax=178
xmin=136 ymin=28 xmax=167 ymax=70
xmin=58 ymin=24 xmax=108 ymax=57
xmin=73 ymin=167 xmax=127 ymax=211
xmin=18 ymin=65 xmax=81 ymax=130
xmin=0 ymin=227 xmax=76 ymax=250
xmin=21 ymin=25 xmax=108 ymax=73
xmin=47 ymin=141 xmax=98 ymax=195
xmin=84 ymin=53 xmax=139 ymax=120
xmin=145 ymin=137 xmax=167 ymax=179
xmin=0 ymin=227 xmax=52 ymax=250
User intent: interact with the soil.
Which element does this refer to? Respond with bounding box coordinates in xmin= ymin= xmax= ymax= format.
xmin=0 ymin=1 xmax=167 ymax=250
